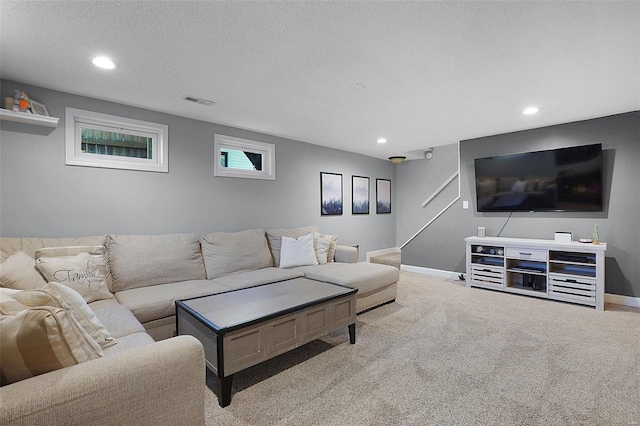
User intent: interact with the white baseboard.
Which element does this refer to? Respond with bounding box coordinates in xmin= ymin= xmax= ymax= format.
xmin=366 ymin=247 xmax=400 ymax=262
xmin=604 ymin=293 xmax=640 ymax=308
xmin=402 ymin=265 xmax=640 ymax=309
xmin=400 ymin=264 xmax=461 ymax=281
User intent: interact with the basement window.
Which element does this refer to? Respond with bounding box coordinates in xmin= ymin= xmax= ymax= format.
xmin=65 ymin=107 xmax=168 ymax=172
xmin=214 ymin=134 xmax=275 ymax=180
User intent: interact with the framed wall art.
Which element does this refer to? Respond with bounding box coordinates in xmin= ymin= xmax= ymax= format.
xmin=376 ymin=178 xmax=391 ymax=214
xmin=30 ymin=99 xmax=50 ymax=116
xmin=320 ymin=172 xmax=343 ymax=215
xmin=352 ymin=175 xmax=369 ymax=214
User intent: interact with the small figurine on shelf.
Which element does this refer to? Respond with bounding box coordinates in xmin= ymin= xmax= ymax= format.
xmin=592 ymin=224 xmax=599 ymax=245
xmin=12 ymin=90 xmax=32 ymax=114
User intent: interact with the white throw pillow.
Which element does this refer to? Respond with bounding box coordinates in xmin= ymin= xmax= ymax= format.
xmin=313 ymin=233 xmax=332 ymax=264
xmin=279 ymin=233 xmax=319 ymax=269
xmin=36 ymin=252 xmax=113 ymax=303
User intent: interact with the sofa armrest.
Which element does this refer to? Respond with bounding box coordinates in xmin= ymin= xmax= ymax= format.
xmin=334 ymin=245 xmax=358 ymax=263
xmin=0 ymin=335 xmax=205 ymax=426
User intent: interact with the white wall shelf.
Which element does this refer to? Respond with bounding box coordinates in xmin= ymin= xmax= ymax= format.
xmin=465 ymin=236 xmax=607 ymax=310
xmin=0 ymin=108 xmax=59 ymax=132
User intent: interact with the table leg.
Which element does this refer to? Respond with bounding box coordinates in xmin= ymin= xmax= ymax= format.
xmin=217 ymin=374 xmax=234 ymax=407
xmin=349 ymin=323 xmax=356 ymax=344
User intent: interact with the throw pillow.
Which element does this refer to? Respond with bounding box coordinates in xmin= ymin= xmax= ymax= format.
xmin=35 ymin=252 xmax=113 ymax=303
xmin=11 ymin=285 xmax=115 ymax=349
xmin=45 ymin=282 xmax=116 ymax=348
xmin=0 ymin=293 xmax=103 ymax=386
xmin=265 ymin=226 xmax=319 ymax=267
xmin=315 ymin=232 xmax=339 ymax=262
xmin=35 ymin=245 xmax=113 ymax=292
xmin=313 ymin=233 xmax=332 ymax=264
xmin=279 ymin=233 xmax=319 ymax=269
xmin=0 ymin=251 xmax=47 ymax=290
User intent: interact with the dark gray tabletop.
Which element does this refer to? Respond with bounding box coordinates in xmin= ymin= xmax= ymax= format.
xmin=176 ymin=277 xmax=356 ymax=333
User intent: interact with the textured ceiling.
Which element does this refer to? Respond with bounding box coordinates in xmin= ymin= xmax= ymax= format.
xmin=1 ymin=1 xmax=638 ymax=160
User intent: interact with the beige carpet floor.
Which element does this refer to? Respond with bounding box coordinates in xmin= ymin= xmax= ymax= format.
xmin=204 ymin=272 xmax=640 ymax=425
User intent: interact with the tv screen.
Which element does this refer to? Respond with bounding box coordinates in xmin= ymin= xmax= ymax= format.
xmin=474 ymin=144 xmax=603 ymax=212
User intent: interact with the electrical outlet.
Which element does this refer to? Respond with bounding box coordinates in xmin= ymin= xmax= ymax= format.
xmin=462 ymin=200 xmax=469 ymax=209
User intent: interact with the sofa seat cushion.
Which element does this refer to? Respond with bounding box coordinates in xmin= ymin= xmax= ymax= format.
xmin=201 ymin=229 xmax=273 ymax=279
xmin=89 ymin=299 xmax=146 ymax=339
xmin=114 ymin=280 xmax=231 ymax=324
xmin=102 ymin=332 xmax=155 ymax=355
xmin=211 ymin=267 xmax=304 ymax=290
xmin=294 ymin=262 xmax=399 ymax=296
xmin=107 ymin=234 xmax=207 ymax=292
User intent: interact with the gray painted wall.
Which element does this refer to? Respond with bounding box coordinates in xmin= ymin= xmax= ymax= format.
xmin=0 ymin=80 xmax=396 ymax=260
xmin=399 ymin=111 xmax=640 ymax=298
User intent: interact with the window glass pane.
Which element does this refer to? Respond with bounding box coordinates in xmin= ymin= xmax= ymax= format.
xmin=220 ymin=148 xmax=262 ymax=171
xmin=213 ymin=134 xmax=274 ymax=180
xmin=80 ymin=127 xmax=153 ymax=159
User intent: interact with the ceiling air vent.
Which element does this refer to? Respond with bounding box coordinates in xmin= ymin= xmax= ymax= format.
xmin=184 ymin=96 xmax=215 ymax=106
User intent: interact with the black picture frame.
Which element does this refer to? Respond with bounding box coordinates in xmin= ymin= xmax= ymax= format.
xmin=376 ymin=179 xmax=391 ymax=214
xmin=352 ymin=176 xmax=369 ymax=214
xmin=321 ymin=172 xmax=343 ymax=215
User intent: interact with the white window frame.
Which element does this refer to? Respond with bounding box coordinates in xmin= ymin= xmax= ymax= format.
xmin=65 ymin=107 xmax=168 ymax=173
xmin=214 ymin=134 xmax=275 ymax=180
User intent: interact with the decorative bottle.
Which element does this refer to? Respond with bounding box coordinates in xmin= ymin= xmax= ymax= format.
xmin=592 ymin=224 xmax=599 ymax=245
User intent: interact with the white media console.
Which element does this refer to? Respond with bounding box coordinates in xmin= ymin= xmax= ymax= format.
xmin=465 ymin=236 xmax=607 ymax=310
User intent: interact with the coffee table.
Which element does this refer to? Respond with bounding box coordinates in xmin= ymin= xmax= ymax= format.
xmin=175 ymin=278 xmax=357 ymax=407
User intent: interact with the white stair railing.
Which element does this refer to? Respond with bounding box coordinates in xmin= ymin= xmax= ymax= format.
xmin=400 ymin=142 xmax=461 ymax=250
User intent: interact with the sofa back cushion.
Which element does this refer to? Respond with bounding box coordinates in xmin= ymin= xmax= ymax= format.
xmin=107 ymin=234 xmax=206 ymax=292
xmin=0 ymin=236 xmax=107 ymax=259
xmin=265 ymin=226 xmax=318 ymax=267
xmin=201 ymin=229 xmax=273 ymax=279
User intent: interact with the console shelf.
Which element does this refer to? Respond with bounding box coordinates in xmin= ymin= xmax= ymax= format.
xmin=465 ymin=236 xmax=606 ymax=310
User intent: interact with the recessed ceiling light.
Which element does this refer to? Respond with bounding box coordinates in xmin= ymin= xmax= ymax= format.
xmin=377 ymin=138 xmax=387 ymax=144
xmin=523 ymin=106 xmax=539 ymax=115
xmin=92 ymin=56 xmax=117 ymax=70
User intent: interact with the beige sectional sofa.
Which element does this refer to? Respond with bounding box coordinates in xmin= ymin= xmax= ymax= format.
xmin=0 ymin=226 xmax=399 ymax=425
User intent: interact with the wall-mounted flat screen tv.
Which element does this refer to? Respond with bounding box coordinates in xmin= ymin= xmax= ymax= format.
xmin=474 ymin=143 xmax=603 ymax=212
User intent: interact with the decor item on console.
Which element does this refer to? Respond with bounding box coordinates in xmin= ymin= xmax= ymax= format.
xmin=0 ymin=227 xmax=398 ymax=424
